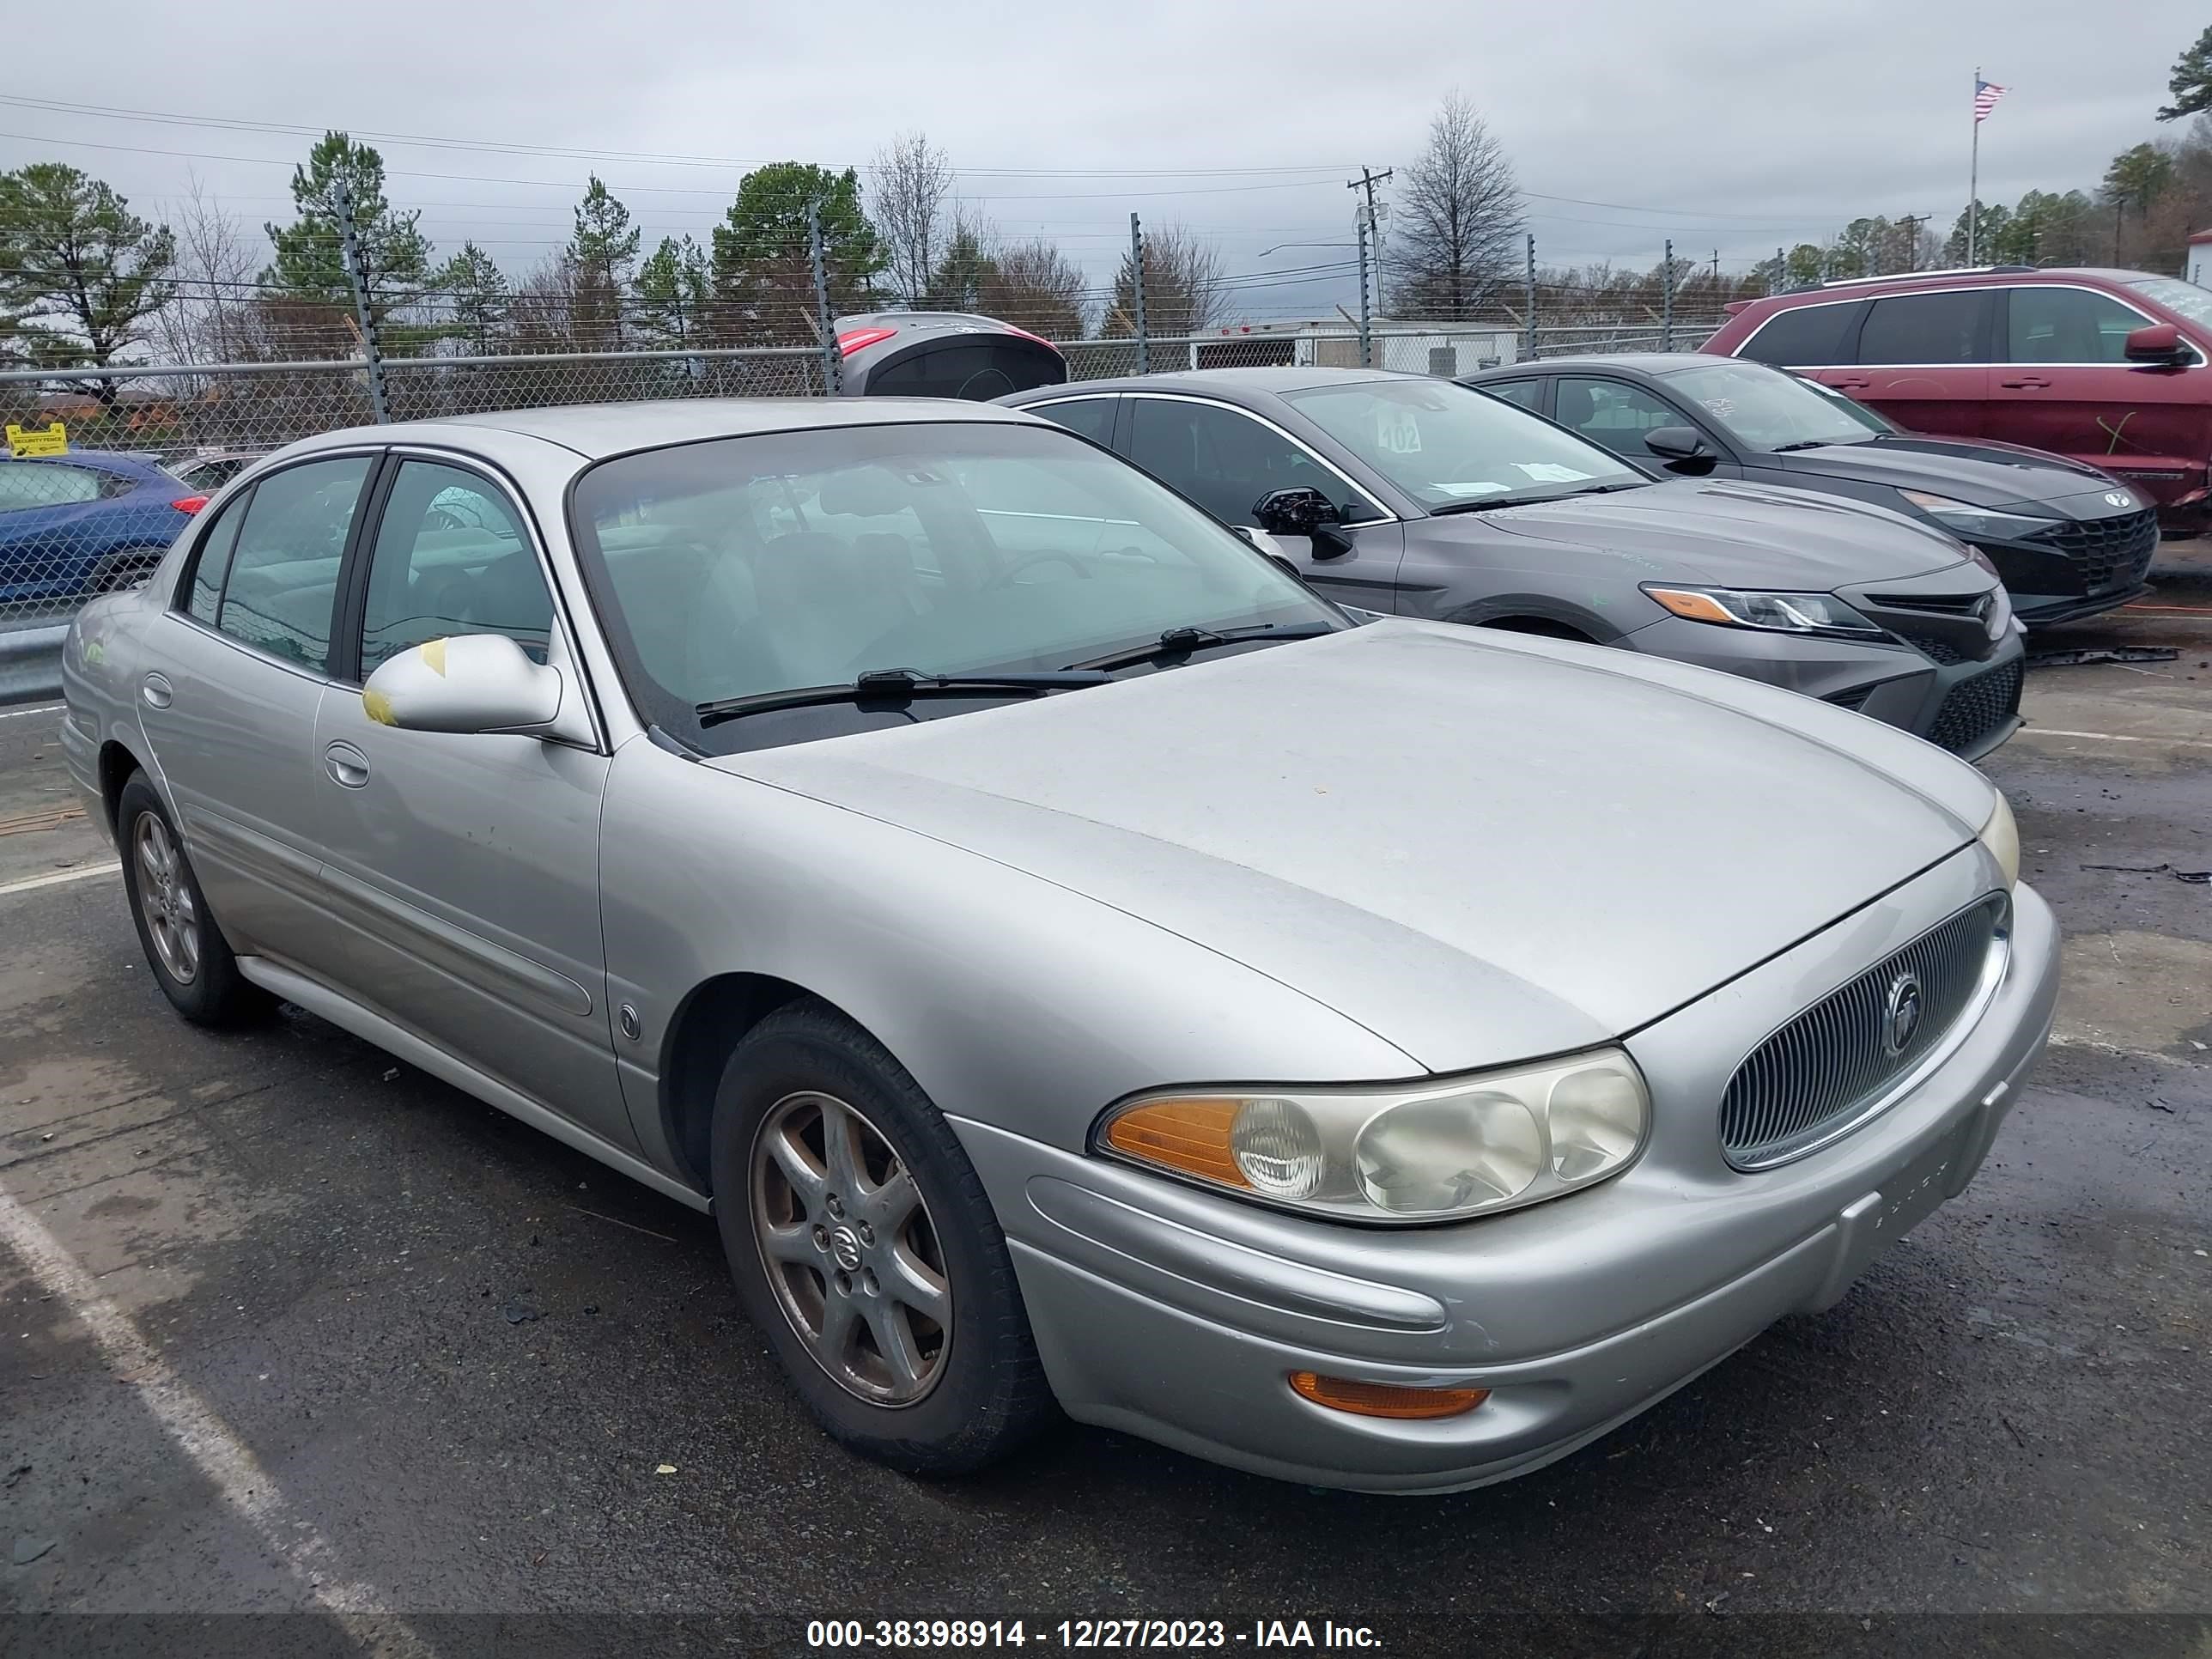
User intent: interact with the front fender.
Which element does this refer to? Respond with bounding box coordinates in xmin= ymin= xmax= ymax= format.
xmin=597 ymin=736 xmax=1421 ymax=1179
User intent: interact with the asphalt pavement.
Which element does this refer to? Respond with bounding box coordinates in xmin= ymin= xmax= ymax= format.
xmin=1 ymin=568 xmax=2207 ymax=1659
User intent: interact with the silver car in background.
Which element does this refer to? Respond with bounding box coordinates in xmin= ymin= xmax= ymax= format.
xmin=60 ymin=399 xmax=2057 ymax=1492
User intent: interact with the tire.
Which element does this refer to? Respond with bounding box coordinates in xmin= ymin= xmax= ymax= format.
xmin=116 ymin=773 xmax=272 ymax=1026
xmin=710 ymin=1001 xmax=1055 ymax=1474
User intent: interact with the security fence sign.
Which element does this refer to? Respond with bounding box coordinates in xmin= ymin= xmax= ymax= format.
xmin=5 ymin=421 xmax=68 ymax=458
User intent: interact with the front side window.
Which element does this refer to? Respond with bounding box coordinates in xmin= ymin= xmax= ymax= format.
xmin=1553 ymin=378 xmax=1682 ymax=459
xmin=359 ymin=462 xmax=551 ymax=677
xmin=568 ymin=421 xmax=1340 ymax=740
xmin=2006 ymin=286 xmax=2159 ymax=364
xmin=1659 ymin=360 xmax=1887 ymax=450
xmin=1856 ymin=291 xmax=1988 ymax=365
xmin=214 ymin=455 xmax=373 ymax=672
xmin=1282 ymin=378 xmax=1647 ymax=511
xmin=1127 ymin=398 xmax=1382 ymax=526
xmin=0 ymin=461 xmax=102 ymax=513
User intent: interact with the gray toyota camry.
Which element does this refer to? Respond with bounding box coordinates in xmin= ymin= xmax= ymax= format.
xmin=60 ymin=398 xmax=2057 ymax=1493
xmin=1003 ymin=368 xmax=2026 ymax=759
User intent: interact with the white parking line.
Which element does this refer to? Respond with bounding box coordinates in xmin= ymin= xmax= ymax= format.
xmin=2025 ymin=727 xmax=2212 ymax=753
xmin=0 ymin=1183 xmax=438 ymax=1652
xmin=0 ymin=862 xmax=118 ymax=898
xmin=0 ymin=702 xmax=64 ymax=722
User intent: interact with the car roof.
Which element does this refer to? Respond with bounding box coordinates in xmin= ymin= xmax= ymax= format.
xmin=2 ymin=448 xmax=161 ymax=471
xmin=1465 ymin=354 xmax=1732 ymax=379
xmin=1006 ymin=366 xmax=1425 ymax=403
xmin=281 ymin=396 xmax=1042 ymax=463
xmin=1761 ymin=266 xmax=2165 ymax=307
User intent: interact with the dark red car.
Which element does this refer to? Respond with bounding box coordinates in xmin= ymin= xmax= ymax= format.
xmin=1703 ymin=266 xmax=2212 ymax=532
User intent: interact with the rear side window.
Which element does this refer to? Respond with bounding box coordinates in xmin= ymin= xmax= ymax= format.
xmin=1024 ymin=397 xmax=1117 ymax=445
xmin=185 ymin=490 xmax=252 ymax=623
xmin=215 ymin=456 xmax=374 ymax=673
xmin=0 ymin=461 xmax=103 ymax=513
xmin=1735 ymin=301 xmax=1864 ymax=367
xmin=1478 ymin=379 xmax=1544 ymax=410
xmin=1856 ymin=291 xmax=1989 ymax=365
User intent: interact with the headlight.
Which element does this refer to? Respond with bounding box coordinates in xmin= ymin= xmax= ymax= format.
xmin=1096 ymin=1049 xmax=1650 ymax=1224
xmin=1899 ymin=489 xmax=2059 ymax=543
xmin=1978 ymin=791 xmax=2020 ymax=889
xmin=1643 ymin=584 xmax=1883 ymax=638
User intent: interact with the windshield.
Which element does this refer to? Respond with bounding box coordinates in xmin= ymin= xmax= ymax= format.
xmin=2125 ymin=275 xmax=2212 ymax=332
xmin=1661 ymin=359 xmax=1889 ymax=450
xmin=568 ymin=421 xmax=1341 ymax=744
xmin=1279 ymin=378 xmax=1647 ymax=510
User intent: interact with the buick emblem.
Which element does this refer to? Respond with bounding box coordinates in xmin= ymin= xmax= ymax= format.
xmin=2104 ymin=490 xmax=2134 ymax=508
xmin=1881 ymin=972 xmax=1924 ymax=1058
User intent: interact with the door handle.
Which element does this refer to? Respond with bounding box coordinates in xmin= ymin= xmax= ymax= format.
xmin=1828 ymin=379 xmax=1870 ymax=391
xmin=140 ymin=672 xmax=173 ymax=710
xmin=324 ymin=741 xmax=370 ymax=789
xmin=1999 ymin=376 xmax=2051 ymax=389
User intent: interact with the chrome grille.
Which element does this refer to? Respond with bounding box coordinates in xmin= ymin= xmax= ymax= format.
xmin=1719 ymin=896 xmax=2008 ymax=1169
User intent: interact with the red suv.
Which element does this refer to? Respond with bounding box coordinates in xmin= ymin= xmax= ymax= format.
xmin=1704 ymin=266 xmax=2212 ymax=534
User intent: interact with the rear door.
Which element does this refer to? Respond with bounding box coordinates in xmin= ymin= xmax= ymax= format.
xmin=1828 ymin=289 xmax=1993 ymax=438
xmin=134 ymin=452 xmax=378 ymax=973
xmin=1993 ymin=283 xmax=2208 ymax=501
xmin=1121 ymin=392 xmax=1405 ymax=609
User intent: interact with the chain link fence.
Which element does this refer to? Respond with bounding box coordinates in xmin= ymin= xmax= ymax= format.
xmin=0 ymin=319 xmax=1724 ymax=696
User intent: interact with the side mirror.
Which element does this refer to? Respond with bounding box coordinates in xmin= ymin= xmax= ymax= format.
xmin=2124 ymin=323 xmax=2190 ymax=364
xmin=1251 ymin=486 xmax=1341 ymax=534
xmin=1643 ymin=425 xmax=1718 ymax=475
xmin=362 ymin=634 xmax=565 ymax=735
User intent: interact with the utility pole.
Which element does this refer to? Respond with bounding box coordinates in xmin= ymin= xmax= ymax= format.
xmin=807 ymin=198 xmax=841 ymax=395
xmin=334 ymin=179 xmax=389 ymax=424
xmin=1346 ymin=167 xmax=1392 ymax=356
xmin=1523 ymin=234 xmax=1536 ymax=362
xmin=1711 ymin=249 xmax=1720 ymax=285
xmin=1129 ymin=213 xmax=1149 ymax=374
xmin=1661 ymin=239 xmax=1674 ymax=350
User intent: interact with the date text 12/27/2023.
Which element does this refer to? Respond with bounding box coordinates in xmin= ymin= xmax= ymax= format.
xmin=805 ymin=1620 xmax=1385 ymax=1649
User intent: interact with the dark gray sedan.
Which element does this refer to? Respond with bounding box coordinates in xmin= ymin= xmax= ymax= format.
xmin=1462 ymin=353 xmax=2159 ymax=626
xmin=1002 ymin=368 xmax=2025 ymax=759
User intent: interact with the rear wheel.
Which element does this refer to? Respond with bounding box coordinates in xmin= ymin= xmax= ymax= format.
xmin=711 ymin=1001 xmax=1055 ymax=1474
xmin=116 ymin=774 xmax=271 ymax=1025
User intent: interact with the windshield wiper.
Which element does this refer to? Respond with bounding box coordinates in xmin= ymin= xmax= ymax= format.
xmin=1067 ymin=621 xmax=1339 ymax=672
xmin=1770 ymin=439 xmax=1838 ymax=453
xmin=696 ymin=667 xmax=1112 ymax=726
xmin=1428 ymin=483 xmax=1641 ymax=515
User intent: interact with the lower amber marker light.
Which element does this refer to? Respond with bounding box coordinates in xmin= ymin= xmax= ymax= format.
xmin=1288 ymin=1371 xmax=1491 ymax=1420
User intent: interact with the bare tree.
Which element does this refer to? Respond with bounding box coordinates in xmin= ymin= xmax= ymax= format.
xmin=982 ymin=237 xmax=1091 ymax=337
xmin=1388 ymin=92 xmax=1522 ymax=320
xmin=154 ymin=173 xmax=258 ymax=364
xmin=1103 ymin=222 xmax=1225 ymax=337
xmin=871 ymin=131 xmax=956 ymax=308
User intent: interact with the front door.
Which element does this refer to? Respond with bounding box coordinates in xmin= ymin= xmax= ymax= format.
xmin=1992 ymin=284 xmax=2209 ymax=507
xmin=310 ymin=457 xmax=629 ymax=1148
xmin=1550 ymin=375 xmax=1744 ymax=479
xmin=134 ymin=453 xmax=376 ymax=973
xmin=1121 ymin=394 xmax=1406 ymax=610
xmin=1826 ymin=289 xmax=1993 ymax=439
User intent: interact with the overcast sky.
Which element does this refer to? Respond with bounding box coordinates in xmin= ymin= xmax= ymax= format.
xmin=3 ymin=0 xmax=2203 ymax=323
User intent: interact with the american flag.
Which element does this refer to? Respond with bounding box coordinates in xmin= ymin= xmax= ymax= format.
xmin=1974 ymin=78 xmax=2008 ymax=123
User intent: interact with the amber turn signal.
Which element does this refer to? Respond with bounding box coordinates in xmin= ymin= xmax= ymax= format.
xmin=1288 ymin=1371 xmax=1491 ymax=1420
xmin=1642 ymin=586 xmax=1737 ymax=625
xmin=1102 ymin=1097 xmax=1250 ymax=1188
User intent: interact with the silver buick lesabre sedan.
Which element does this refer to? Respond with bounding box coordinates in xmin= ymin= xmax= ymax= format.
xmin=59 ymin=399 xmax=2059 ymax=1493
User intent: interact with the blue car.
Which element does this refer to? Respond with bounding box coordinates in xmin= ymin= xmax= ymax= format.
xmin=0 ymin=449 xmax=202 ymax=610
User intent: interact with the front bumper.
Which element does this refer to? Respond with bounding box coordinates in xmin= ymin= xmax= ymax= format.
xmin=1618 ymin=616 xmax=2023 ymax=760
xmin=958 ymin=858 xmax=2058 ymax=1493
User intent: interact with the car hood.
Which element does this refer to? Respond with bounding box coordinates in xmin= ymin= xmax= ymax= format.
xmin=1775 ymin=434 xmax=2129 ymax=515
xmin=714 ymin=621 xmax=1976 ymax=1073
xmin=1474 ymin=477 xmax=1969 ymax=587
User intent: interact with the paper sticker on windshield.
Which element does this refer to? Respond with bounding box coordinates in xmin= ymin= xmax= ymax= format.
xmin=1699 ymin=397 xmax=1738 ymax=418
xmin=1514 ymin=463 xmax=1593 ymax=483
xmin=1436 ymin=482 xmax=1510 ymax=497
xmin=1376 ymin=409 xmax=1424 ymax=454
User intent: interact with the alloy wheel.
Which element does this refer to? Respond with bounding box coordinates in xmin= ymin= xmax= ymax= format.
xmin=750 ymin=1090 xmax=951 ymax=1407
xmin=133 ymin=812 xmax=200 ymax=987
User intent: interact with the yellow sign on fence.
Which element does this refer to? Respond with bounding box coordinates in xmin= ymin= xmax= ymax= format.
xmin=5 ymin=421 xmax=68 ymax=459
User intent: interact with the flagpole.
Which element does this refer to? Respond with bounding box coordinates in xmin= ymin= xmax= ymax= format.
xmin=1969 ymin=66 xmax=1981 ymax=264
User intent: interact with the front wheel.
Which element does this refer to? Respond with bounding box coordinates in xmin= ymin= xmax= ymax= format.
xmin=116 ymin=773 xmax=271 ymax=1026
xmin=711 ymin=1002 xmax=1055 ymax=1474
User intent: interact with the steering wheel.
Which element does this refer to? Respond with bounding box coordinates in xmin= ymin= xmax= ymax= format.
xmin=985 ymin=550 xmax=1095 ymax=589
